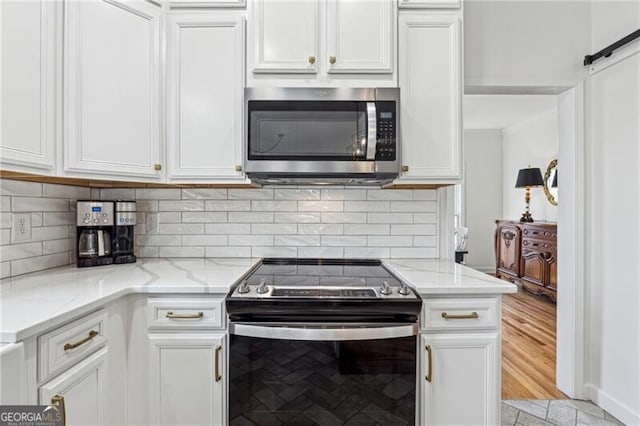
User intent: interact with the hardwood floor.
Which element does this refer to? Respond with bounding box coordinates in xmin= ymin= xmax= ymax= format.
xmin=502 ymin=287 xmax=567 ymax=400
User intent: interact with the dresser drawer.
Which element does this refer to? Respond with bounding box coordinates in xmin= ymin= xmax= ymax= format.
xmin=38 ymin=309 xmax=107 ymax=382
xmin=521 ymin=227 xmax=556 ymax=241
xmin=147 ymin=297 xmax=225 ymax=330
xmin=522 ymin=237 xmax=555 ymax=252
xmin=421 ymin=298 xmax=499 ymax=330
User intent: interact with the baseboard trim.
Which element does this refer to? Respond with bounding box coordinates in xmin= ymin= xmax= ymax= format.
xmin=585 ymin=383 xmax=640 ymax=425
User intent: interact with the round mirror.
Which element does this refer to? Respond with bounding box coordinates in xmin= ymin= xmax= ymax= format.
xmin=543 ymin=159 xmax=558 ymax=206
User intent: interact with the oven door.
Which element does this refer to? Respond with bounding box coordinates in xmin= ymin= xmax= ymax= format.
xmin=229 ymin=323 xmax=417 ymax=425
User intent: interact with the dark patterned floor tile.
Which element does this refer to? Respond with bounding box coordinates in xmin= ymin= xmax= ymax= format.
xmin=255 ymin=387 xmax=287 ymax=412
xmin=230 ymin=415 xmax=257 ymax=426
xmin=278 ymin=381 xmax=313 ymax=402
xmin=302 ymin=404 xmax=344 ymax=426
xmin=361 ymin=403 xmax=411 ymax=426
xmin=278 ymin=394 xmax=315 ymax=413
xmin=282 ymin=368 xmax=315 ymax=385
xmin=382 ymin=377 xmax=414 ymax=400
xmin=331 ymin=393 xmax=372 ymax=421
xmin=343 ymin=412 xmax=384 ymax=426
xmin=243 ymin=410 xmax=285 ymax=426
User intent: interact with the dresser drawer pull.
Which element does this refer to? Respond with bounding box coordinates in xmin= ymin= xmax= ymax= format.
xmin=441 ymin=312 xmax=479 ymax=320
xmin=215 ymin=345 xmax=222 ymax=382
xmin=165 ymin=311 xmax=204 ymax=319
xmin=63 ymin=330 xmax=99 ymax=351
xmin=51 ymin=394 xmax=66 ymax=426
xmin=425 ymin=345 xmax=433 ymax=382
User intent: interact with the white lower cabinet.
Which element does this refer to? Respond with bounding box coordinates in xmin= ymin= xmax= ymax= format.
xmin=39 ymin=347 xmax=108 ymax=426
xmin=149 ymin=333 xmax=226 ymax=426
xmin=419 ymin=333 xmax=500 ymax=425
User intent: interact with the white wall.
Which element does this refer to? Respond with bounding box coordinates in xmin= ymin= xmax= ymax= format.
xmin=462 ymin=130 xmax=502 ymax=272
xmin=591 ymin=1 xmax=640 ymax=52
xmin=464 ymin=1 xmax=590 ymax=86
xmin=502 ymin=109 xmax=559 ymax=222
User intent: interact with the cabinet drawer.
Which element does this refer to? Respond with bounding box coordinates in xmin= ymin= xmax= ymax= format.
xmin=38 ymin=310 xmax=107 ymax=382
xmin=521 ymin=227 xmax=556 ymax=241
xmin=522 ymin=237 xmax=555 ymax=252
xmin=421 ymin=298 xmax=499 ymax=330
xmin=147 ymin=297 xmax=224 ymax=330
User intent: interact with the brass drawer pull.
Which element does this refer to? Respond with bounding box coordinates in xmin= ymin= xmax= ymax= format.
xmin=64 ymin=330 xmax=99 ymax=351
xmin=214 ymin=345 xmax=222 ymax=382
xmin=165 ymin=311 xmax=204 ymax=319
xmin=441 ymin=311 xmax=479 ymax=320
xmin=51 ymin=394 xmax=66 ymax=426
xmin=425 ymin=345 xmax=432 ymax=382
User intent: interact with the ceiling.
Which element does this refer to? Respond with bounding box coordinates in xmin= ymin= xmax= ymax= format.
xmin=463 ymin=95 xmax=558 ymax=130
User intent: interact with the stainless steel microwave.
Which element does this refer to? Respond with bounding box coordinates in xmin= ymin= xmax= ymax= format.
xmin=244 ymin=88 xmax=400 ymax=185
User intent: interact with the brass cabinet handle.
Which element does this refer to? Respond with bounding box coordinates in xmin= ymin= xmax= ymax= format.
xmin=425 ymin=345 xmax=432 ymax=382
xmin=329 ymin=56 xmax=336 ymax=64
xmin=441 ymin=312 xmax=479 ymax=320
xmin=154 ymin=164 xmax=162 ymax=171
xmin=63 ymin=330 xmax=99 ymax=351
xmin=214 ymin=345 xmax=222 ymax=382
xmin=401 ymin=165 xmax=409 ymax=172
xmin=308 ymin=56 xmax=316 ymax=64
xmin=235 ymin=165 xmax=242 ymax=172
xmin=165 ymin=311 xmax=204 ymax=319
xmin=51 ymin=394 xmax=66 ymax=426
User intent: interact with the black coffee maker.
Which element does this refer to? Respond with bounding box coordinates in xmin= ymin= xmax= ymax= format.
xmin=113 ymin=201 xmax=137 ymax=264
xmin=77 ymin=201 xmax=115 ymax=267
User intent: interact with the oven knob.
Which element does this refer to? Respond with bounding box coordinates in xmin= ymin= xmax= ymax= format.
xmin=237 ymin=280 xmax=250 ymax=294
xmin=398 ymin=283 xmax=411 ymax=296
xmin=256 ymin=278 xmax=269 ymax=294
xmin=379 ymin=281 xmax=392 ymax=296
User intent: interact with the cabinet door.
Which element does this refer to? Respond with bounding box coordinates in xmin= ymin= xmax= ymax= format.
xmin=64 ymin=0 xmax=162 ymax=179
xmin=149 ymin=334 xmax=225 ymax=426
xmin=39 ymin=348 xmax=108 ymax=426
xmin=547 ymin=251 xmax=557 ymax=290
xmin=326 ymin=0 xmax=395 ymax=74
xmin=398 ymin=14 xmax=462 ymax=181
xmin=166 ymin=14 xmax=245 ymax=181
xmin=249 ymin=0 xmax=319 ymax=74
xmin=420 ymin=333 xmax=499 ymax=426
xmin=495 ymin=223 xmax=520 ymax=277
xmin=521 ymin=248 xmax=545 ymax=287
xmin=0 ymin=0 xmax=57 ymax=172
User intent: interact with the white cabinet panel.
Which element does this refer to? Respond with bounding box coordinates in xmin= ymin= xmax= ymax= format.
xmin=167 ymin=14 xmax=244 ymax=181
xmin=420 ymin=333 xmax=499 ymax=426
xmin=64 ymin=0 xmax=161 ymax=179
xmin=399 ymin=0 xmax=461 ymax=9
xmin=169 ymin=0 xmax=246 ymax=8
xmin=250 ymin=0 xmax=319 ymax=74
xmin=149 ymin=333 xmax=225 ymax=426
xmin=398 ymin=14 xmax=462 ymax=181
xmin=0 ymin=0 xmax=57 ymax=171
xmin=326 ymin=0 xmax=395 ymax=74
xmin=39 ymin=348 xmax=108 ymax=426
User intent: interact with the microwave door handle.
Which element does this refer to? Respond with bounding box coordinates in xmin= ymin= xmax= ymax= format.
xmin=366 ymin=102 xmax=377 ymax=160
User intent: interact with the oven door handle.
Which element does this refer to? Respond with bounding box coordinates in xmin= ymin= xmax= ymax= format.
xmin=366 ymin=102 xmax=377 ymax=160
xmin=229 ymin=323 xmax=418 ymax=341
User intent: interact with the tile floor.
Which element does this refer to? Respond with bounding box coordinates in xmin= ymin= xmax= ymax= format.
xmin=502 ymin=400 xmax=625 ymax=426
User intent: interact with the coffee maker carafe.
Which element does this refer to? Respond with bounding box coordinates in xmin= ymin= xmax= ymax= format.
xmin=77 ymin=201 xmax=115 ymax=267
xmin=113 ymin=201 xmax=137 ymax=264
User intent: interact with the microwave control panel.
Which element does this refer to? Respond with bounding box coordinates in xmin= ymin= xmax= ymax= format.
xmin=375 ymin=101 xmax=396 ymax=161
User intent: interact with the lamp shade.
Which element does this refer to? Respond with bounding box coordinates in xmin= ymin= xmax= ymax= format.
xmin=551 ymin=171 xmax=558 ymax=188
xmin=515 ymin=167 xmax=544 ymax=188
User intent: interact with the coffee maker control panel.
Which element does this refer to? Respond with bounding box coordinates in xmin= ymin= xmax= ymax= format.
xmin=77 ymin=201 xmax=114 ymax=226
xmin=115 ymin=201 xmax=137 ymax=226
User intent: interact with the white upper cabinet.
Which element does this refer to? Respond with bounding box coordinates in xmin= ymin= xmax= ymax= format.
xmin=397 ymin=13 xmax=462 ymax=182
xmin=248 ymin=0 xmax=396 ymax=86
xmin=166 ymin=14 xmax=246 ymax=181
xmin=64 ymin=0 xmax=162 ymax=180
xmin=0 ymin=1 xmax=58 ymax=172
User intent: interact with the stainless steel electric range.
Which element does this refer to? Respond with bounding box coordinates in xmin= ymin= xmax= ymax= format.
xmin=226 ymin=258 xmax=422 ymax=426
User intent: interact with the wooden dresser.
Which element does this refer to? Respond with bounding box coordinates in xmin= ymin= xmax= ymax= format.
xmin=495 ymin=220 xmax=557 ymax=301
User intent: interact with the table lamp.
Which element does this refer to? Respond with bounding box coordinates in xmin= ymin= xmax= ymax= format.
xmin=515 ymin=166 xmax=544 ymax=222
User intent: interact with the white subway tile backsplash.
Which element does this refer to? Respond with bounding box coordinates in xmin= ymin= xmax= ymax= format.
xmin=320 ymin=189 xmax=367 ymax=201
xmin=0 ymin=241 xmax=43 ymax=261
xmin=138 ymin=235 xmax=182 ymax=246
xmin=159 ymin=246 xmax=205 ymax=257
xmin=228 ymin=235 xmax=273 ymax=246
xmin=158 ymin=223 xmax=204 ymax=234
xmin=274 ymin=235 xmax=320 ymax=247
xmin=1 ymin=196 xmax=11 ymax=212
xmin=43 ymin=238 xmax=74 ymax=255
xmin=344 ymin=247 xmax=390 ymax=258
xmin=205 ymin=223 xmax=251 ymax=234
xmin=135 ymin=188 xmax=181 ymax=200
xmin=30 ymin=213 xmax=43 ymax=227
xmin=158 ymin=212 xmax=182 ymax=223
xmin=137 ymin=247 xmax=159 ymax=258
xmin=367 ymin=213 xmax=413 ymax=224
xmin=252 ymin=224 xmax=297 ymax=235
xmin=0 ymin=213 xmax=11 ymax=228
xmin=43 ymin=184 xmax=90 ymax=200
xmin=1 ymin=261 xmax=11 ymax=279
xmin=42 ymin=212 xmax=74 ymax=226
xmin=99 ymin=188 xmax=136 ymax=200
xmin=298 ymin=247 xmax=344 ymax=258
xmin=11 ymin=252 xmax=69 ymax=276
xmin=390 ymin=201 xmax=437 ymax=213
xmin=299 ymin=201 xmax=343 ymax=212
xmin=136 ymin=200 xmax=159 ymax=212
xmin=390 ymin=247 xmax=438 ymax=258
xmin=182 ymin=212 xmax=227 ymax=223
xmin=274 ymin=189 xmax=320 ymax=200
xmin=391 ymin=224 xmax=437 ymax=235
xmin=12 ymin=197 xmax=69 ymax=212
xmin=205 ymin=200 xmax=250 ymax=211
xmin=206 ymin=247 xmax=251 ymax=257
xmin=182 ymin=188 xmax=227 ymax=200
xmin=1 ymin=180 xmax=42 ymax=197
xmin=414 ymin=213 xmax=438 ymax=223
xmin=321 ymin=235 xmax=367 ymax=247
xmin=228 ymin=188 xmax=274 ymax=200
xmin=252 ymin=246 xmax=297 ymax=258
xmin=367 ymin=189 xmax=412 ymax=201
xmin=298 ymin=224 xmax=343 ymax=235
xmin=252 ymin=200 xmax=297 ymax=212
xmin=414 ymin=236 xmax=437 ymax=247
xmin=413 ymin=190 xmax=437 ymax=201
xmin=32 ymin=226 xmax=70 ymax=241
xmin=321 ymin=212 xmax=366 ymax=223
xmin=344 ymin=201 xmax=389 ymax=212
xmin=368 ymin=236 xmax=412 ymax=247
xmin=182 ymin=235 xmax=228 ymax=246
xmin=0 ymin=229 xmax=10 ymax=245
xmin=344 ymin=224 xmax=389 ymax=235
xmin=229 ymin=212 xmax=274 ymax=223
xmin=275 ymin=212 xmax=320 ymax=223
xmin=159 ymin=200 xmax=204 ymax=211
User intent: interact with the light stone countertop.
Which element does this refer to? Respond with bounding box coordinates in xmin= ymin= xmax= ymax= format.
xmin=0 ymin=257 xmax=516 ymax=343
